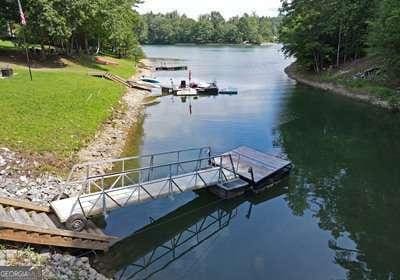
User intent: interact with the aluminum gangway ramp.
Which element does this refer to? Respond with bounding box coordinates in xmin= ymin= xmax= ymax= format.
xmin=50 ymin=147 xmax=243 ymax=231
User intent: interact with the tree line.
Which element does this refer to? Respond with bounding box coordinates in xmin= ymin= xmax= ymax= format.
xmin=139 ymin=11 xmax=281 ymax=45
xmin=0 ymin=0 xmax=142 ymax=59
xmin=279 ymin=0 xmax=400 ymax=76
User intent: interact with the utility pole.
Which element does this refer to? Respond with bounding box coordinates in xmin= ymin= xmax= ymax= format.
xmin=17 ymin=0 xmax=32 ymax=81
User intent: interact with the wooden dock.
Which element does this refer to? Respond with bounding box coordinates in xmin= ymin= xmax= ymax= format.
xmin=88 ymin=71 xmax=152 ymax=92
xmin=0 ymin=197 xmax=116 ymax=251
xmin=155 ymin=65 xmax=188 ymax=71
xmin=219 ymin=146 xmax=292 ymax=186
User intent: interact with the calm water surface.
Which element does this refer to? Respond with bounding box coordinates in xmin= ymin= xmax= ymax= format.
xmin=95 ymin=45 xmax=400 ymax=280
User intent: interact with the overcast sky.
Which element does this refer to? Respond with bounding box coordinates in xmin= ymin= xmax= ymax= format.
xmin=137 ymin=0 xmax=281 ymax=19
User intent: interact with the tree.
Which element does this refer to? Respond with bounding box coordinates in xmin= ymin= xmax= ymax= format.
xmin=279 ymin=0 xmax=377 ymax=72
xmin=193 ymin=15 xmax=214 ymax=44
xmin=369 ymin=0 xmax=400 ymax=76
xmin=138 ymin=11 xmax=278 ymax=45
xmin=24 ymin=0 xmax=71 ymax=58
xmin=1 ymin=0 xmax=142 ymax=58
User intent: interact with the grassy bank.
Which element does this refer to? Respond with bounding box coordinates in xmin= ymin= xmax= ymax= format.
xmin=0 ymin=40 xmax=138 ymax=166
xmin=286 ymin=58 xmax=400 ymax=110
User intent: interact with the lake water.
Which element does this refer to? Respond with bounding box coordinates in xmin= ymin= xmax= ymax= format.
xmin=95 ymin=45 xmax=400 ymax=280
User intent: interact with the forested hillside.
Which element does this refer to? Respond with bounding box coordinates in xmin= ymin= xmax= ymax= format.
xmin=0 ymin=0 xmax=142 ymax=58
xmin=139 ymin=11 xmax=280 ymax=44
xmin=279 ymin=0 xmax=400 ymax=78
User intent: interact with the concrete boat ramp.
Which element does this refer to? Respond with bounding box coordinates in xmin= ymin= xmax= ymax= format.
xmin=0 ymin=146 xmax=292 ymax=251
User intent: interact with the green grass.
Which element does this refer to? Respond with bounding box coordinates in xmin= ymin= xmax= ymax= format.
xmin=0 ymin=41 xmax=137 ymax=160
xmin=0 ymin=39 xmax=18 ymax=49
xmin=72 ymin=55 xmax=137 ymax=79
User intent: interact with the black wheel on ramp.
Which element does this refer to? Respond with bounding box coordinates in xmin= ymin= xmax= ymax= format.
xmin=66 ymin=214 xmax=88 ymax=232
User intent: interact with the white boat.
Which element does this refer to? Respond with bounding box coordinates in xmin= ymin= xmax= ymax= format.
xmin=136 ymin=78 xmax=162 ymax=97
xmin=176 ymin=87 xmax=197 ymax=96
xmin=140 ymin=77 xmax=161 ymax=85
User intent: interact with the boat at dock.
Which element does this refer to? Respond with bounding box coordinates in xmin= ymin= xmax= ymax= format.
xmin=176 ymin=87 xmax=197 ymax=96
xmin=139 ymin=76 xmax=161 ymax=85
xmin=136 ymin=78 xmax=163 ymax=96
xmin=193 ymin=82 xmax=219 ymax=95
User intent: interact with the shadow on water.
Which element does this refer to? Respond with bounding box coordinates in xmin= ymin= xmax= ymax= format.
xmin=94 ymin=182 xmax=289 ymax=279
xmin=278 ymin=84 xmax=400 ymax=279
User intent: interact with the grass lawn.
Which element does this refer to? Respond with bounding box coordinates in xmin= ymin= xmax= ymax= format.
xmin=0 ymin=40 xmax=138 ymax=163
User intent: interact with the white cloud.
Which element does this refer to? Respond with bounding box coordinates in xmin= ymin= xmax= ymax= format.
xmin=137 ymin=0 xmax=281 ymax=19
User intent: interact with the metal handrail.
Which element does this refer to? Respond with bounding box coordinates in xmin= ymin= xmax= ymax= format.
xmin=73 ymin=153 xmax=230 ymax=184
xmin=67 ymin=146 xmax=211 ymax=182
xmin=67 ymin=153 xmax=237 ymax=219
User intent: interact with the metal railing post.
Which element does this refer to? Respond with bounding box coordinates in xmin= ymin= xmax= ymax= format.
xmin=219 ymin=156 xmax=223 ymax=182
xmin=228 ymin=154 xmax=236 ymax=175
xmin=177 ymin=151 xmax=180 ymax=174
xmin=148 ymin=155 xmax=154 ymax=182
xmin=248 ymin=167 xmax=255 ymax=184
xmin=236 ymin=154 xmax=241 ymax=172
xmin=169 ymin=164 xmax=173 ymax=194
xmin=122 ymin=160 xmax=125 ymax=188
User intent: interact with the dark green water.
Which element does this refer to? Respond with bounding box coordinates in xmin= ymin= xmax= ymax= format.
xmin=96 ymin=45 xmax=400 ymax=280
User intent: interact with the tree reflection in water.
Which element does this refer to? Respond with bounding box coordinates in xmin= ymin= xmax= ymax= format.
xmin=277 ymin=85 xmax=400 ymax=279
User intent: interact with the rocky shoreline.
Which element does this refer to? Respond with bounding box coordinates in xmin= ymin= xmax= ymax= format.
xmin=0 ymin=147 xmax=78 ymax=205
xmin=0 ymin=248 xmax=110 ymax=280
xmin=285 ymin=63 xmax=395 ymax=111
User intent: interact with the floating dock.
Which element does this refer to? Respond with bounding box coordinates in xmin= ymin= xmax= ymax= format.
xmin=155 ymin=66 xmax=188 ymax=71
xmin=219 ymin=146 xmax=292 ymax=187
xmin=0 ymin=146 xmax=291 ymax=251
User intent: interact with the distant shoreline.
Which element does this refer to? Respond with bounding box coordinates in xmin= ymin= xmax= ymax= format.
xmin=141 ymin=42 xmax=277 ymax=47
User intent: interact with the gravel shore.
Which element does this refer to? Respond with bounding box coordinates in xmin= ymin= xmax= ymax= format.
xmin=0 ymin=248 xmax=110 ymax=280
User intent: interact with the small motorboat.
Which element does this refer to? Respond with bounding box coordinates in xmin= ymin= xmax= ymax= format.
xmin=139 ymin=76 xmax=161 ymax=85
xmin=219 ymin=87 xmax=238 ymax=95
xmin=196 ymin=82 xmax=219 ymax=95
xmin=136 ymin=77 xmax=162 ymax=97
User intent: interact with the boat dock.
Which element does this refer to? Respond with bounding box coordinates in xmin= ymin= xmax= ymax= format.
xmin=155 ymin=65 xmax=188 ymax=71
xmin=219 ymin=146 xmax=292 ymax=186
xmin=0 ymin=146 xmax=291 ymax=251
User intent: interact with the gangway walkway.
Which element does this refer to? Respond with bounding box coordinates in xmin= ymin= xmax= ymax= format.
xmin=51 ymin=147 xmax=243 ymax=231
xmin=51 ymin=146 xmax=292 ymax=232
xmin=0 ymin=146 xmax=291 ymax=251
